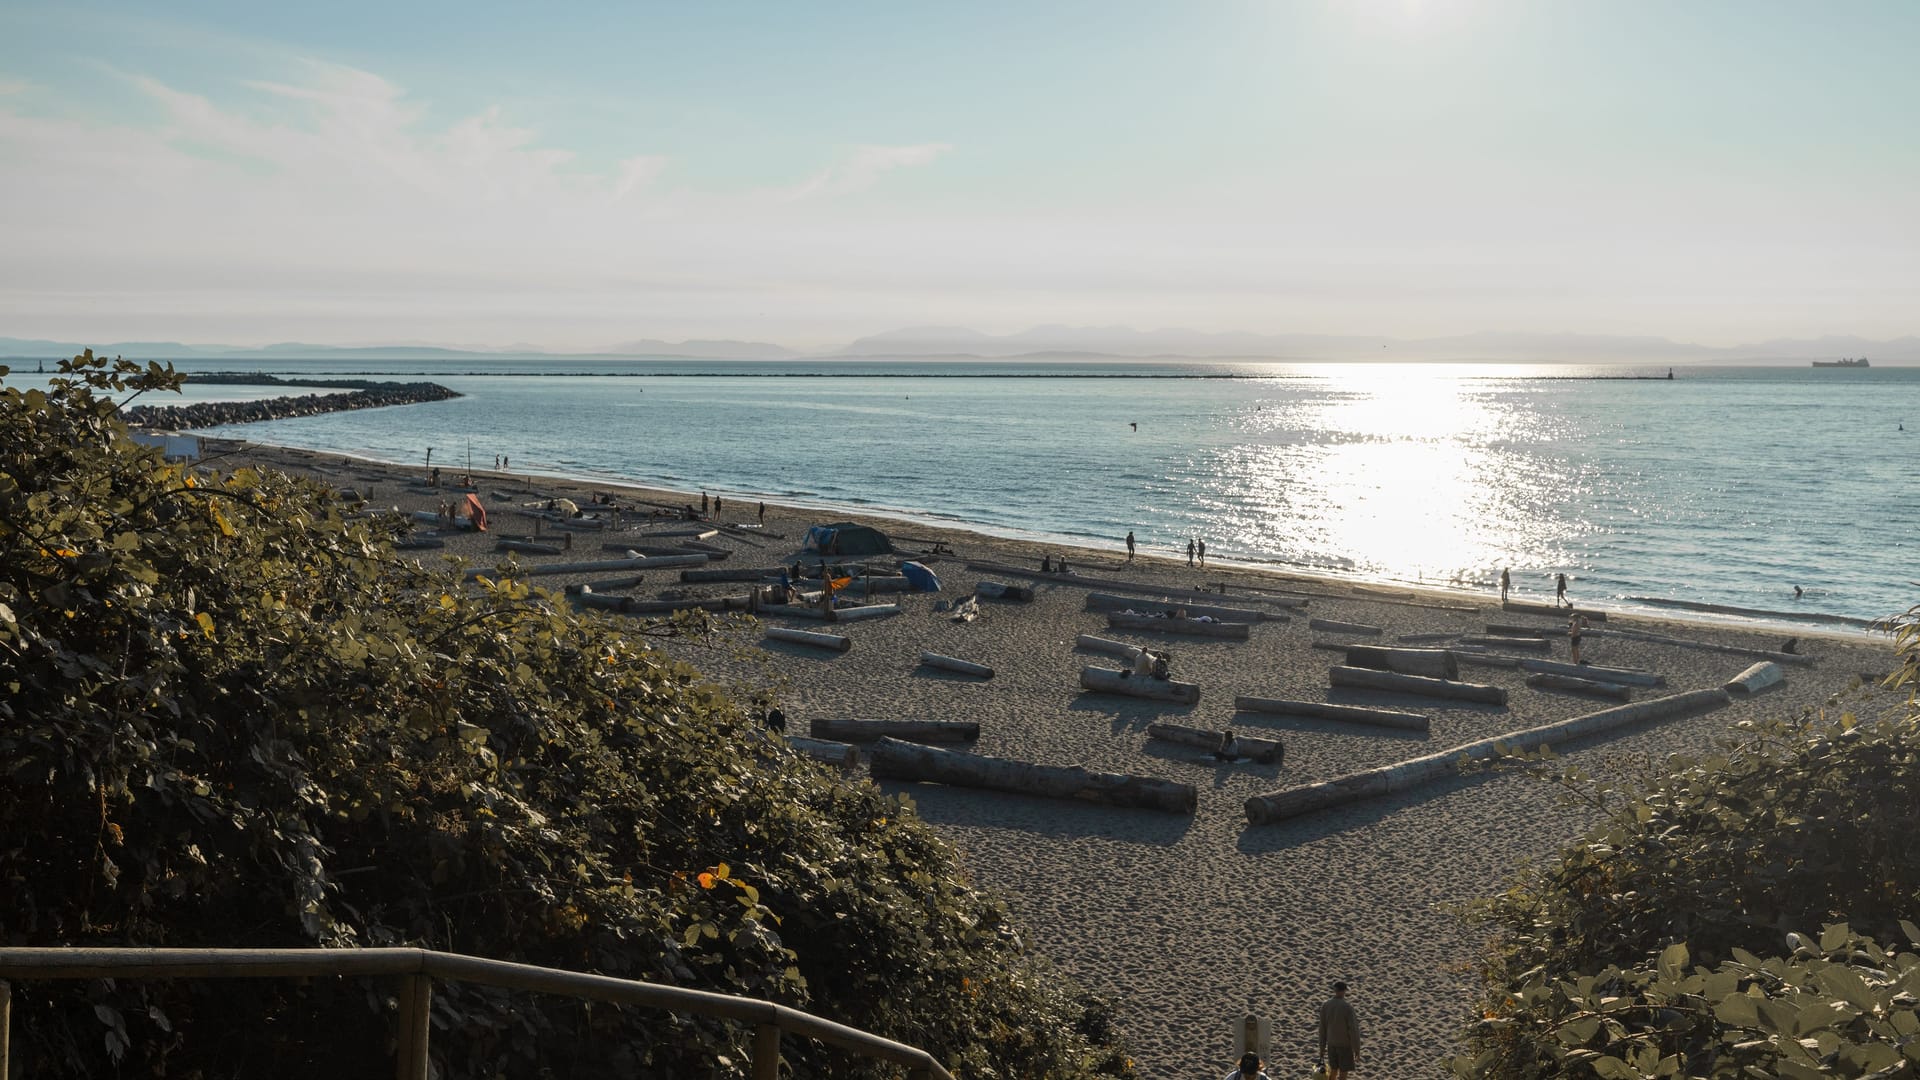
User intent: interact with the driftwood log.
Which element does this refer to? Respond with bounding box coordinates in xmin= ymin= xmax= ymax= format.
xmin=1085 ymin=593 xmax=1270 ymax=623
xmin=1245 ymin=688 xmax=1733 ymax=824
xmin=833 ymin=604 xmax=901 ymax=622
xmin=1397 ymin=632 xmax=1460 ymax=644
xmin=919 ymin=651 xmax=995 ymax=678
xmin=1452 ymin=651 xmax=1527 ymax=669
xmin=464 ymin=554 xmax=706 ymax=581
xmin=1078 ymin=665 xmax=1201 ymax=704
xmin=869 ymin=738 xmax=1197 ymax=813
xmin=1520 ymin=657 xmax=1666 ymax=687
xmin=764 ymin=626 xmax=852 ymax=652
xmin=1328 ymin=665 xmax=1508 ymax=705
xmin=787 ymin=736 xmax=858 ymax=768
xmin=1502 ymin=600 xmax=1607 ymax=621
xmin=496 ymin=540 xmax=563 ymax=556
xmin=1233 ymin=696 xmax=1429 ymax=732
xmin=1589 ymin=627 xmax=1815 ymax=666
xmin=1724 ymin=661 xmax=1785 ymax=694
xmin=1146 ymin=723 xmax=1283 ymax=764
xmin=963 ymin=560 xmax=1307 ymax=609
xmin=974 ymin=581 xmax=1035 ymax=602
xmin=1106 ymin=612 xmax=1251 ymax=639
xmin=810 ymin=718 xmax=980 ymax=743
xmin=1343 ymin=645 xmax=1458 ymax=680
xmin=681 ymin=567 xmax=782 ymax=583
xmin=1525 ymin=672 xmax=1633 ymax=701
xmin=1485 ymin=623 xmax=1562 ymax=638
xmin=1459 ymin=634 xmax=1554 ymax=653
xmin=643 ymin=527 xmax=719 ymax=540
xmin=617 ymin=595 xmax=750 ymax=614
xmin=1076 ymin=634 xmax=1144 ymax=659
xmin=1308 ymin=617 xmax=1383 ymax=636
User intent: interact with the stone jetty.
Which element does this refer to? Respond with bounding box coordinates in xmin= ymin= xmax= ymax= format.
xmin=124 ymin=377 xmax=460 ymax=430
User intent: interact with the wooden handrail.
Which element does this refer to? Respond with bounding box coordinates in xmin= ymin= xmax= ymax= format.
xmin=0 ymin=946 xmax=953 ymax=1080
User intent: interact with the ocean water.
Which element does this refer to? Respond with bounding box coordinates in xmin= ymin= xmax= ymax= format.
xmin=20 ymin=357 xmax=1913 ymax=626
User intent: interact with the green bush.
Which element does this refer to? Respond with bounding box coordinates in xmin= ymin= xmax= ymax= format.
xmin=1451 ymin=613 xmax=1920 ymax=1079
xmin=0 ymin=354 xmax=1135 ymax=1078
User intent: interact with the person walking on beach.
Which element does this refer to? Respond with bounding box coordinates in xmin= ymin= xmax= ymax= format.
xmin=1125 ymin=531 xmax=1136 ymax=562
xmin=1318 ymin=981 xmax=1361 ymax=1080
xmin=1197 ymin=538 xmax=1207 ymax=567
xmin=758 ymin=501 xmax=766 ymax=524
xmin=1555 ymin=572 xmax=1569 ymax=606
xmin=1221 ymin=1050 xmax=1271 ymax=1080
xmin=1187 ymin=538 xmax=1197 ymax=567
xmin=1500 ymin=568 xmax=1511 ymax=602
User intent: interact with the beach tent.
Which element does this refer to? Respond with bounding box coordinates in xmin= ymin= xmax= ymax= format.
xmin=802 ymin=522 xmax=894 ymax=556
xmin=899 ymin=561 xmax=941 ymax=592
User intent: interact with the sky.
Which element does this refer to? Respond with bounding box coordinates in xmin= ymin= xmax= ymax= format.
xmin=1 ymin=0 xmax=1916 ymax=350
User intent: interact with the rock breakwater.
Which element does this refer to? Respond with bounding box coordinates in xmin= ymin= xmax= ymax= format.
xmin=125 ymin=380 xmax=460 ymax=430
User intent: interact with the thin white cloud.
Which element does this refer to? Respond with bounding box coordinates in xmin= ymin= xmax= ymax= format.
xmin=777 ymin=143 xmax=955 ymax=203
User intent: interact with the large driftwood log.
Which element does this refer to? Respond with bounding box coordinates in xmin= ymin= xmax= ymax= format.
xmin=1485 ymin=623 xmax=1562 ymax=638
xmin=1328 ymin=665 xmax=1508 ymax=705
xmin=1308 ymin=617 xmax=1383 ymax=636
xmin=757 ymin=603 xmax=835 ymax=621
xmin=1146 ymin=723 xmax=1283 ymax=764
xmin=833 ymin=604 xmax=901 ymax=622
xmin=1233 ymin=696 xmax=1429 ymax=732
xmin=1085 ymin=593 xmax=1270 ymax=623
xmin=643 ymin=527 xmax=719 ymax=540
xmin=464 ymin=553 xmax=706 ymax=581
xmin=1503 ymin=599 xmax=1608 ymax=621
xmin=869 ymin=738 xmax=1197 ymax=813
xmin=764 ymin=626 xmax=852 ymax=652
xmin=1452 ymin=651 xmax=1527 ymax=669
xmin=1078 ymin=665 xmax=1201 ymax=704
xmin=1459 ymin=634 xmax=1553 ymax=653
xmin=1519 ymin=658 xmax=1666 ymax=687
xmin=1343 ymin=645 xmax=1459 ymax=680
xmin=810 ymin=718 xmax=980 ymax=743
xmin=1106 ymin=612 xmax=1251 ymax=639
xmin=681 ymin=567 xmax=784 ymax=583
xmin=1525 ymin=672 xmax=1633 ymax=701
xmin=919 ymin=651 xmax=995 ymax=678
xmin=1076 ymin=634 xmax=1144 ymax=659
xmin=787 ymin=736 xmax=858 ymax=768
xmin=1397 ymin=632 xmax=1460 ymax=644
xmin=963 ymin=560 xmax=1308 ymax=609
xmin=839 ymin=576 xmax=912 ymax=595
xmin=974 ymin=581 xmax=1035 ymax=602
xmin=618 ymin=595 xmax=750 ymax=614
xmin=1724 ymin=661 xmax=1785 ymax=695
xmin=1589 ymin=627 xmax=1815 ymax=666
xmin=1245 ymin=688 xmax=1733 ymax=824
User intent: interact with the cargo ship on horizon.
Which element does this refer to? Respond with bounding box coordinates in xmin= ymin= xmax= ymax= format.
xmin=1812 ymin=357 xmax=1870 ymax=367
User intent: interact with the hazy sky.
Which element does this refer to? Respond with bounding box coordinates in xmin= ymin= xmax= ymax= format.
xmin=2 ymin=1 xmax=1915 ymax=349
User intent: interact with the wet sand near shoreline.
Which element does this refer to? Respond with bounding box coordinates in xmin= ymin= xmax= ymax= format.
xmin=225 ymin=442 xmax=1904 ymax=1079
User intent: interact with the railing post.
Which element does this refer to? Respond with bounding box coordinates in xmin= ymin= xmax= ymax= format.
xmin=1 ymin=979 xmax=12 ymax=1080
xmin=395 ymin=974 xmax=430 ymax=1080
xmin=750 ymin=1021 xmax=781 ymax=1080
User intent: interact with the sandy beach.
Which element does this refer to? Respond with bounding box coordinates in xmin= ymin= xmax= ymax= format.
xmin=227 ymin=442 xmax=1905 ymax=1079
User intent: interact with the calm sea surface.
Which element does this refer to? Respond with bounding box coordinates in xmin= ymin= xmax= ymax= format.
xmin=19 ymin=358 xmax=1914 ymax=627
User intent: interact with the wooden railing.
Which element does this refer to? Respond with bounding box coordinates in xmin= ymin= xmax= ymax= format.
xmin=0 ymin=947 xmax=953 ymax=1080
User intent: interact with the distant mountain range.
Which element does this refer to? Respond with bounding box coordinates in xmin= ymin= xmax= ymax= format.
xmin=3 ymin=328 xmax=1916 ymax=364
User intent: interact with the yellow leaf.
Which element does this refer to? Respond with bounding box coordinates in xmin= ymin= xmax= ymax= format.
xmin=715 ymin=862 xmax=730 ymax=879
xmin=194 ymin=611 xmax=215 ymax=639
xmin=696 ymin=872 xmax=716 ymax=890
xmin=439 ymin=593 xmax=456 ymax=609
xmin=210 ymin=503 xmax=234 ymax=537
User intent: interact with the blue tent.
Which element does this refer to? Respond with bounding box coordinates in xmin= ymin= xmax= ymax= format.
xmin=899 ymin=561 xmax=941 ymax=592
xmin=802 ymin=522 xmax=895 ymax=556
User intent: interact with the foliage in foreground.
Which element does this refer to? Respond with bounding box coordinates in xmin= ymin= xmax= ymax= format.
xmin=1451 ymin=610 xmax=1920 ymax=1078
xmin=0 ymin=354 xmax=1135 ymax=1078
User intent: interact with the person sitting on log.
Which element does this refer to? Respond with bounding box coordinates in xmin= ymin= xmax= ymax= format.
xmin=1041 ymin=554 xmax=1053 ymax=573
xmin=1151 ymin=652 xmax=1171 ymax=680
xmin=1212 ymin=730 xmax=1242 ymax=763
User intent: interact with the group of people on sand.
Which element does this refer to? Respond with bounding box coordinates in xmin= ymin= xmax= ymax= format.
xmin=1120 ymin=530 xmax=1207 ymax=568
xmin=1223 ymin=982 xmax=1362 ymax=1079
